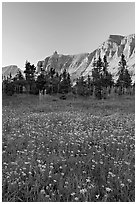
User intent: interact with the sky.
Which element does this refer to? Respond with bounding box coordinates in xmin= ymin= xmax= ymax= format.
xmin=2 ymin=2 xmax=135 ymax=70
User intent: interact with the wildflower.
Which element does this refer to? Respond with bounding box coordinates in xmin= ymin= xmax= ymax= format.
xmin=45 ymin=195 xmax=50 ymax=198
xmin=71 ymin=192 xmax=76 ymax=196
xmin=11 ymin=162 xmax=17 ymax=165
xmin=24 ymin=161 xmax=30 ymax=165
xmin=125 ymin=161 xmax=130 ymax=165
xmin=127 ymin=179 xmax=132 ymax=183
xmin=80 ymin=188 xmax=87 ymax=194
xmin=96 ymin=194 xmax=99 ymax=199
xmin=22 ymin=172 xmax=26 ymax=176
xmin=121 ymin=183 xmax=125 ymax=187
xmin=86 ymin=178 xmax=91 ymax=183
xmin=74 ymin=197 xmax=79 ymax=201
xmin=40 ymin=189 xmax=46 ymax=194
xmin=92 ymin=165 xmax=95 ymax=169
xmin=108 ymin=171 xmax=116 ymax=177
xmin=106 ymin=187 xmax=112 ymax=192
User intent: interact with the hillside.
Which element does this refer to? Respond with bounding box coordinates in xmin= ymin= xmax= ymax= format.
xmin=37 ymin=34 xmax=135 ymax=82
xmin=2 ymin=65 xmax=24 ymax=79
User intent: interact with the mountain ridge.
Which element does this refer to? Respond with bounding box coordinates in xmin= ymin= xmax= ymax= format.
xmin=2 ymin=34 xmax=135 ymax=83
xmin=36 ymin=34 xmax=135 ymax=82
xmin=2 ymin=65 xmax=24 ymax=79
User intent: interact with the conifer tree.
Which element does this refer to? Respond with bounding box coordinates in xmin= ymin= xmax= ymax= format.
xmin=92 ymin=56 xmax=103 ymax=99
xmin=116 ymin=54 xmax=132 ymax=94
xmin=51 ymin=72 xmax=60 ymax=94
xmin=66 ymin=73 xmax=72 ymax=92
xmin=24 ymin=61 xmax=36 ymax=81
xmin=24 ymin=61 xmax=36 ymax=93
xmin=102 ymin=55 xmax=113 ymax=98
xmin=36 ymin=73 xmax=46 ymax=93
xmin=59 ymin=69 xmax=71 ymax=94
xmin=13 ymin=70 xmax=25 ymax=93
xmin=123 ymin=69 xmax=132 ymax=88
xmin=14 ymin=70 xmax=24 ymax=81
xmin=87 ymin=75 xmax=93 ymax=95
xmin=76 ymin=76 xmax=85 ymax=96
xmin=49 ymin=68 xmax=56 ymax=79
xmin=4 ymin=80 xmax=15 ymax=96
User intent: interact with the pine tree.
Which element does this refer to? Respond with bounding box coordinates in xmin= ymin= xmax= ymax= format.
xmin=102 ymin=55 xmax=113 ymax=98
xmin=24 ymin=61 xmax=36 ymax=93
xmin=51 ymin=72 xmax=60 ymax=94
xmin=92 ymin=56 xmax=103 ymax=99
xmin=14 ymin=70 xmax=24 ymax=81
xmin=116 ymin=54 xmax=132 ymax=94
xmin=59 ymin=69 xmax=71 ymax=94
xmin=24 ymin=61 xmax=36 ymax=81
xmin=36 ymin=73 xmax=46 ymax=93
xmin=87 ymin=75 xmax=93 ymax=95
xmin=4 ymin=80 xmax=15 ymax=96
xmin=66 ymin=73 xmax=71 ymax=92
xmin=76 ymin=76 xmax=88 ymax=96
xmin=13 ymin=70 xmax=25 ymax=93
xmin=123 ymin=69 xmax=132 ymax=88
xmin=49 ymin=68 xmax=56 ymax=79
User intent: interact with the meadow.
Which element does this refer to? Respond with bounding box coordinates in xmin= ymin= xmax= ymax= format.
xmin=2 ymin=93 xmax=135 ymax=201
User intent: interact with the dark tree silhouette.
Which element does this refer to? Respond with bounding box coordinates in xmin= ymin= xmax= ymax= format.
xmin=92 ymin=56 xmax=103 ymax=99
xmin=24 ymin=61 xmax=36 ymax=93
xmin=116 ymin=54 xmax=132 ymax=94
xmin=59 ymin=69 xmax=71 ymax=94
xmin=102 ymin=55 xmax=113 ymax=98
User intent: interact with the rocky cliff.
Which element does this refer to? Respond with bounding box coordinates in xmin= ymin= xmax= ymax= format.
xmin=37 ymin=34 xmax=135 ymax=83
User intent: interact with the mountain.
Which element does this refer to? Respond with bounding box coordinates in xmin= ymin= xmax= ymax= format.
xmin=2 ymin=65 xmax=24 ymax=79
xmin=37 ymin=34 xmax=135 ymax=83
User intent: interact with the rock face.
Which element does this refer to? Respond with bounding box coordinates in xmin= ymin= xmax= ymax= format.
xmin=37 ymin=34 xmax=135 ymax=83
xmin=2 ymin=65 xmax=24 ymax=79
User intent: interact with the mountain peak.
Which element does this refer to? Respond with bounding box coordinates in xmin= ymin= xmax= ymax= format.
xmin=108 ymin=35 xmax=124 ymax=45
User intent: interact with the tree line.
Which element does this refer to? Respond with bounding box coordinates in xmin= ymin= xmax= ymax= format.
xmin=2 ymin=54 xmax=134 ymax=99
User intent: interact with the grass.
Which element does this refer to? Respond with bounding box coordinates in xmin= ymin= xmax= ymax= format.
xmin=2 ymin=93 xmax=135 ymax=201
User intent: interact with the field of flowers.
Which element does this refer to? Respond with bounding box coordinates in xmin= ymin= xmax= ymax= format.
xmin=2 ymin=94 xmax=135 ymax=201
